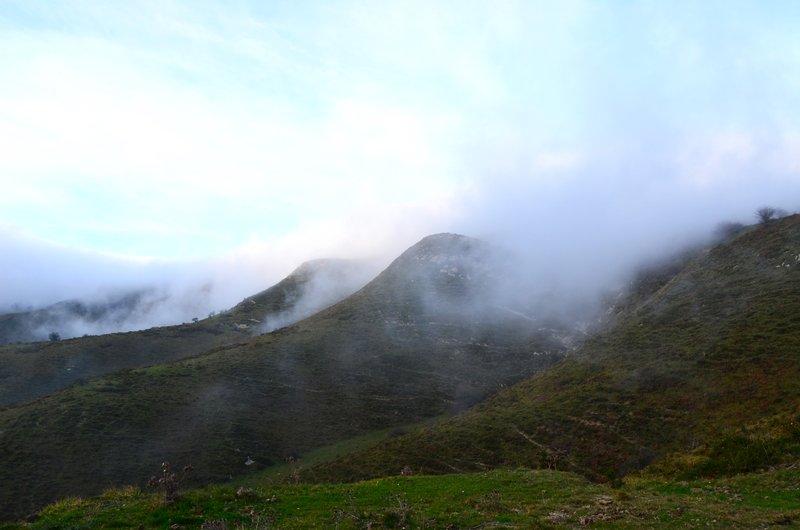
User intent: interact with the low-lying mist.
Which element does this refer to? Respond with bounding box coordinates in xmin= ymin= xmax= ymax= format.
xmin=453 ymin=164 xmax=799 ymax=330
xmin=258 ymin=259 xmax=377 ymax=334
xmin=1 ymin=175 xmax=797 ymax=345
xmin=0 ymin=230 xmax=383 ymax=342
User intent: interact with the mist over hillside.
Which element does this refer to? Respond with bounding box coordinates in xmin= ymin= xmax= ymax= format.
xmin=5 ymin=202 xmax=797 ymax=345
xmin=0 ymin=230 xmax=380 ymax=343
xmin=0 ymin=214 xmax=798 ymax=523
xmin=2 ymin=2 xmax=800 ymax=526
xmin=0 ymin=232 xmax=571 ymax=520
xmin=2 ymin=1 xmax=800 ymax=351
xmin=0 ymin=288 xmax=198 ymax=344
xmin=300 ymin=214 xmax=800 ymax=485
xmin=0 ymin=258 xmax=377 ymax=407
xmin=258 ymin=258 xmax=377 ymax=334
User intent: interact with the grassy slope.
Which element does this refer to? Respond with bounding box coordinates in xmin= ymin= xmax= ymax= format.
xmin=0 ymin=259 xmax=363 ymax=407
xmin=4 ymin=467 xmax=798 ymax=529
xmin=303 ymin=216 xmax=800 ymax=484
xmin=0 ymin=235 xmax=566 ymax=521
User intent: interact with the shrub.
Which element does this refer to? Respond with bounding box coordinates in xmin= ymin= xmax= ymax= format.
xmin=147 ymin=462 xmax=192 ymax=505
xmin=757 ymin=207 xmax=777 ymax=224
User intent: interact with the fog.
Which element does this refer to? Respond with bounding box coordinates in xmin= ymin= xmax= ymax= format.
xmin=258 ymin=259 xmax=378 ymax=334
xmin=456 ymin=162 xmax=799 ymax=307
xmin=0 ymin=229 xmax=386 ymax=340
xmin=1 ymin=172 xmax=797 ymax=342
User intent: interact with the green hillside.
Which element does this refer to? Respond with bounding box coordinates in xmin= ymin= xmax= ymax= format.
xmin=0 ymin=234 xmax=567 ymax=521
xmin=0 ymin=259 xmax=368 ymax=407
xmin=302 ymin=215 xmax=800 ymax=484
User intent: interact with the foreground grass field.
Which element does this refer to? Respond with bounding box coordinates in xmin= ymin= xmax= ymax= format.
xmin=3 ymin=467 xmax=798 ymax=529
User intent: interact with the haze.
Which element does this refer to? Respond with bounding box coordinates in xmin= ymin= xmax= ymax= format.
xmin=1 ymin=1 xmax=799 ymax=328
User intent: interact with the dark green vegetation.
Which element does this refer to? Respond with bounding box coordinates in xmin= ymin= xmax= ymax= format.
xmin=303 ymin=216 xmax=800 ymax=485
xmin=0 ymin=235 xmax=567 ymax=521
xmin=3 ymin=467 xmax=798 ymax=529
xmin=0 ymin=259 xmax=368 ymax=407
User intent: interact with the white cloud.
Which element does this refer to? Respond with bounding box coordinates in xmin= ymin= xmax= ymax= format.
xmin=0 ymin=25 xmax=461 ymax=257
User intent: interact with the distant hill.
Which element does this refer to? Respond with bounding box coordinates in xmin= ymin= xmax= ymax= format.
xmin=0 ymin=258 xmax=372 ymax=407
xmin=301 ymin=216 xmax=800 ymax=484
xmin=0 ymin=259 xmax=374 ymax=345
xmin=0 ymin=234 xmax=570 ymax=521
xmin=0 ymin=290 xmax=158 ymax=344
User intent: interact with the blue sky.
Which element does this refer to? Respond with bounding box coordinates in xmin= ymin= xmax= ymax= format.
xmin=1 ymin=1 xmax=799 ymax=308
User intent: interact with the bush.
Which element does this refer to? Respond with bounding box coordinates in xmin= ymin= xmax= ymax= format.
xmin=681 ymin=420 xmax=800 ymax=479
xmin=756 ymin=207 xmax=777 ymax=224
xmin=147 ymin=462 xmax=192 ymax=505
xmin=756 ymin=206 xmax=788 ymax=225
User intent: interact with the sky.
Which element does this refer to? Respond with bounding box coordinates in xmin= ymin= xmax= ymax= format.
xmin=1 ymin=0 xmax=799 ymax=316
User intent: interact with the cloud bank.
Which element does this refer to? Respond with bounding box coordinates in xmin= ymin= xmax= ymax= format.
xmin=1 ymin=1 xmax=799 ymax=329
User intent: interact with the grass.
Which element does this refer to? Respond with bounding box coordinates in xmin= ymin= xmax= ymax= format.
xmin=232 ymin=416 xmax=449 ymax=488
xmin=2 ymin=467 xmax=799 ymax=529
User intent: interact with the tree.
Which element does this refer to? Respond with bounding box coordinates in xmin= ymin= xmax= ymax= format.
xmin=756 ymin=206 xmax=777 ymax=225
xmin=48 ymin=332 xmax=61 ymax=342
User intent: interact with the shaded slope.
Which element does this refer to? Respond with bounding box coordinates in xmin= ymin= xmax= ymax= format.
xmin=0 ymin=259 xmax=371 ymax=407
xmin=303 ymin=216 xmax=800 ymax=483
xmin=0 ymin=234 xmax=568 ymax=521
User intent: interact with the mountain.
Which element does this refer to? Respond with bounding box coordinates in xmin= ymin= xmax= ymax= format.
xmin=0 ymin=234 xmax=570 ymax=521
xmin=0 ymin=258 xmax=372 ymax=407
xmin=300 ymin=216 xmax=800 ymax=484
